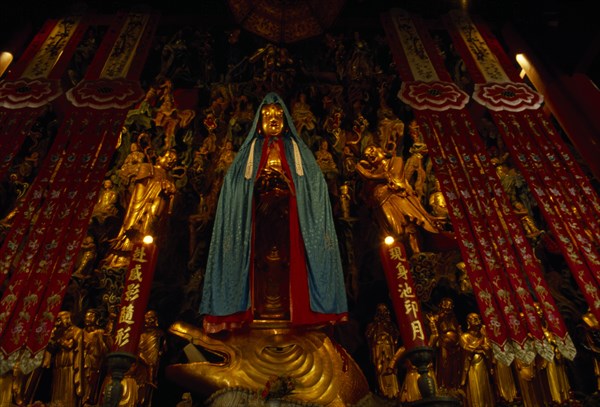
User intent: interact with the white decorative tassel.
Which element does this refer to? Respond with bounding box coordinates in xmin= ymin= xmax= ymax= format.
xmin=291 ymin=139 xmax=304 ymax=176
xmin=245 ymin=139 xmax=257 ymax=179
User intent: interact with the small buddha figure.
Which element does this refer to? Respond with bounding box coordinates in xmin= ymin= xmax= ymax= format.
xmin=365 ymin=303 xmax=400 ymax=399
xmin=43 ymin=310 xmax=84 ymax=407
xmin=315 ymin=139 xmax=339 ymax=177
xmin=315 ymin=139 xmax=339 ymax=197
xmin=291 ymin=92 xmax=317 ymax=147
xmin=535 ymin=303 xmax=572 ymax=403
xmin=513 ymin=201 xmax=542 ymax=239
xmin=137 ymin=310 xmax=166 ymax=406
xmin=92 ymin=179 xmax=119 ymax=224
xmin=427 ymin=297 xmax=462 ymax=391
xmin=460 ymin=313 xmax=495 ymax=407
xmin=582 ymin=311 xmax=600 ymax=391
xmin=82 ymin=308 xmax=108 ymax=406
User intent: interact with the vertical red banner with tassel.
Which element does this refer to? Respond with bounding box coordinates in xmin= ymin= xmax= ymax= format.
xmin=380 ymin=7 xmax=578 ymax=363
xmin=442 ymin=9 xmax=588 ymax=358
xmin=0 ymin=16 xmax=87 ymax=181
xmin=0 ymin=11 xmax=156 ymax=374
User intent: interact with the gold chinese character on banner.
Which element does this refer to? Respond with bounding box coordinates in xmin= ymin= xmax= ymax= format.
xmin=119 ymin=304 xmax=136 ymax=324
xmin=133 ymin=246 xmax=148 ymax=263
xmin=411 ymin=320 xmax=425 ymax=341
xmin=125 ymin=284 xmax=141 ymax=302
xmin=128 ymin=264 xmax=143 ymax=282
xmin=115 ymin=326 xmax=132 ymax=347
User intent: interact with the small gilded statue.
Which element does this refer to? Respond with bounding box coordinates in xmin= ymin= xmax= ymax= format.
xmin=365 ymin=303 xmax=400 ymax=399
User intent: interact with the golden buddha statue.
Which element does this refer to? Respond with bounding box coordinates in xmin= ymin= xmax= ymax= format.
xmin=460 ymin=313 xmax=495 ymax=407
xmin=365 ymin=303 xmax=400 ymax=399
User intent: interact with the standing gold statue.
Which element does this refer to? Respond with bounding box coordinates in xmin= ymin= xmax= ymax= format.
xmin=0 ymin=369 xmax=15 ymax=406
xmin=512 ymin=310 xmax=552 ymax=407
xmin=43 ymin=310 xmax=84 ymax=407
xmin=355 ymin=144 xmax=439 ymax=255
xmin=535 ymin=303 xmax=572 ymax=403
xmin=427 ymin=297 xmax=462 ymax=391
xmin=491 ymin=358 xmax=518 ymax=404
xmin=582 ymin=311 xmax=600 ymax=391
xmin=137 ymin=310 xmax=166 ymax=406
xmin=365 ymin=303 xmax=400 ymax=399
xmin=460 ymin=313 xmax=495 ymax=407
xmin=111 ymin=150 xmax=178 ymax=253
xmin=513 ymin=355 xmax=551 ymax=407
xmin=82 ymin=309 xmax=108 ymax=406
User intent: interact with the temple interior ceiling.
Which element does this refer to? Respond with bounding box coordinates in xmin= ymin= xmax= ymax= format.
xmin=0 ymin=1 xmax=599 ymax=406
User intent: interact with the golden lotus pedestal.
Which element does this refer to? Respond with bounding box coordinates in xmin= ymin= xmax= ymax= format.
xmin=166 ymin=320 xmax=374 ymax=406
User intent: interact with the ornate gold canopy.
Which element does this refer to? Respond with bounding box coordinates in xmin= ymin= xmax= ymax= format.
xmin=227 ymin=0 xmax=347 ymax=43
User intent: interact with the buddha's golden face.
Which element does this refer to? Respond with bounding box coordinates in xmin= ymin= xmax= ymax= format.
xmin=261 ymin=103 xmax=285 ymax=137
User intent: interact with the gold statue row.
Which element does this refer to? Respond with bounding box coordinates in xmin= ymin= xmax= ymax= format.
xmin=0 ymin=309 xmax=164 ymax=407
xmin=365 ymin=299 xmax=595 ymax=407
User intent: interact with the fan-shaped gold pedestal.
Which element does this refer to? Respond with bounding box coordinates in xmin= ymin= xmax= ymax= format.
xmin=166 ymin=321 xmax=373 ymax=406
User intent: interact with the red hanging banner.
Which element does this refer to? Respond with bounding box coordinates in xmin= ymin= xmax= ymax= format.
xmin=19 ymin=111 xmax=123 ymax=372
xmin=380 ymin=7 xmax=579 ymax=362
xmin=381 ymin=8 xmax=553 ymax=364
xmin=442 ymin=10 xmax=583 ymax=359
xmin=0 ymin=15 xmax=88 ymax=181
xmin=417 ymin=114 xmax=513 ymax=364
xmin=379 ymin=239 xmax=427 ymax=349
xmin=0 ymin=111 xmax=117 ymax=370
xmin=0 ymin=11 xmax=155 ymax=373
xmin=112 ymin=241 xmax=158 ymax=355
xmin=443 ymin=9 xmax=600 ymax=258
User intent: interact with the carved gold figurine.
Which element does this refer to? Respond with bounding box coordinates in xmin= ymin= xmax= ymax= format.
xmin=365 ymin=303 xmax=400 ymax=399
xmin=355 ymin=144 xmax=440 ymax=255
xmin=43 ymin=311 xmax=84 ymax=407
xmin=460 ymin=313 xmax=495 ymax=407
